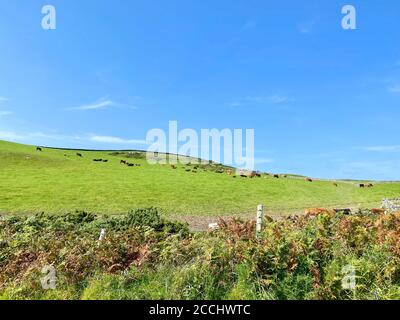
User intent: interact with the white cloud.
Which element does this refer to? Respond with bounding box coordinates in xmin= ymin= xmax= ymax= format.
xmin=254 ymin=157 xmax=274 ymax=164
xmin=246 ymin=95 xmax=293 ymax=104
xmin=0 ymin=97 xmax=8 ymax=102
xmin=298 ymin=21 xmax=315 ymax=34
xmin=226 ymin=101 xmax=243 ymax=107
xmin=388 ymin=85 xmax=400 ymax=93
xmin=89 ymin=135 xmax=147 ymax=145
xmin=70 ymin=97 xmax=114 ymax=111
xmin=242 ymin=20 xmax=257 ymax=30
xmin=0 ymin=130 xmax=147 ymax=147
xmin=0 ymin=111 xmax=12 ymax=116
xmin=0 ymin=131 xmax=25 ymax=141
xmin=362 ymin=145 xmax=400 ymax=152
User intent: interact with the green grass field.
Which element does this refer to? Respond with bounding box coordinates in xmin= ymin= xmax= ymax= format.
xmin=1 ymin=140 xmax=400 ymax=218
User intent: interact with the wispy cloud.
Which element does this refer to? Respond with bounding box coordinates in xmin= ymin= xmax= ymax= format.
xmin=89 ymin=135 xmax=147 ymax=145
xmin=246 ymin=95 xmax=293 ymax=104
xmin=0 ymin=131 xmax=23 ymax=140
xmin=70 ymin=97 xmax=114 ymax=111
xmin=227 ymin=94 xmax=294 ymax=108
xmin=388 ymin=85 xmax=400 ymax=93
xmin=226 ymin=101 xmax=244 ymax=107
xmin=0 ymin=97 xmax=8 ymax=102
xmin=242 ymin=20 xmax=257 ymax=30
xmin=254 ymin=157 xmax=274 ymax=164
xmin=340 ymin=160 xmax=400 ymax=181
xmin=0 ymin=130 xmax=147 ymax=147
xmin=362 ymin=145 xmax=400 ymax=152
xmin=0 ymin=111 xmax=12 ymax=116
xmin=298 ymin=21 xmax=315 ymax=34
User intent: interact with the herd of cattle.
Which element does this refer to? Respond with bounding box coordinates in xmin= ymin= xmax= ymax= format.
xmin=120 ymin=160 xmax=141 ymax=167
xmin=35 ymin=147 xmax=141 ymax=167
xmin=34 ymin=147 xmax=376 ymax=188
xmin=304 ymin=206 xmax=384 ymax=218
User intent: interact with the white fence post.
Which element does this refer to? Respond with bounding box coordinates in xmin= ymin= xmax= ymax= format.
xmin=98 ymin=228 xmax=106 ymax=242
xmin=256 ymin=204 xmax=264 ymax=239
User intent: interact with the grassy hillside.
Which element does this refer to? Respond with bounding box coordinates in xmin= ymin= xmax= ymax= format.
xmin=0 ymin=140 xmax=399 ymax=217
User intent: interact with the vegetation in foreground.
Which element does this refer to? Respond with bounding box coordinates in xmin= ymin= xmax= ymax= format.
xmin=1 ymin=140 xmax=400 ymax=216
xmin=1 ymin=208 xmax=400 ymax=300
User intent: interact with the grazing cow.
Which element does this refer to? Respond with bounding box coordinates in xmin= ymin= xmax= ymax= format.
xmin=127 ymin=163 xmax=134 ymax=167
xmin=334 ymin=208 xmax=352 ymax=215
xmin=36 ymin=147 xmax=42 ymax=151
xmin=359 ymin=184 xmax=365 ymax=188
xmin=76 ymin=153 xmax=83 ymax=157
xmin=371 ymin=208 xmax=385 ymax=215
xmin=305 ymin=208 xmax=334 ymax=218
xmin=333 ymin=183 xmax=338 ymax=187
xmin=120 ymin=160 xmax=127 ymax=165
xmin=274 ymin=174 xmax=279 ymax=178
xmin=93 ymin=159 xmax=103 ymax=162
xmin=103 ymin=160 xmax=108 ymax=163
xmin=171 ymin=165 xmax=177 ymax=169
xmin=305 ymin=178 xmax=313 ymax=182
xmin=240 ymin=175 xmax=248 ymax=178
xmin=248 ymin=171 xmax=260 ymax=178
xmin=367 ymin=183 xmax=374 ymax=188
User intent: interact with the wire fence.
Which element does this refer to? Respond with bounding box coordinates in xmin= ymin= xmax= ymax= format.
xmin=264 ymin=199 xmax=382 ymax=213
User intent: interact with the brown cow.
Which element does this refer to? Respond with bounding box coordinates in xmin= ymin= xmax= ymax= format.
xmin=333 ymin=183 xmax=338 ymax=187
xmin=305 ymin=208 xmax=335 ymax=218
xmin=371 ymin=208 xmax=385 ymax=215
xmin=171 ymin=165 xmax=177 ymax=169
xmin=305 ymin=178 xmax=313 ymax=182
xmin=76 ymin=153 xmax=83 ymax=157
xmin=120 ymin=160 xmax=127 ymax=165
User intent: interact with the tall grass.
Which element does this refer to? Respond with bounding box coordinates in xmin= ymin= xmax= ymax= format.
xmin=1 ymin=208 xmax=400 ymax=300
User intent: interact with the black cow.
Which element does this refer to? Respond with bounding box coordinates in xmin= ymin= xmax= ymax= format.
xmin=36 ymin=147 xmax=42 ymax=151
xmin=76 ymin=153 xmax=83 ymax=157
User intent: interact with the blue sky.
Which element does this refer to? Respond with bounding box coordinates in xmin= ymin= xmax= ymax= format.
xmin=1 ymin=0 xmax=400 ymax=180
